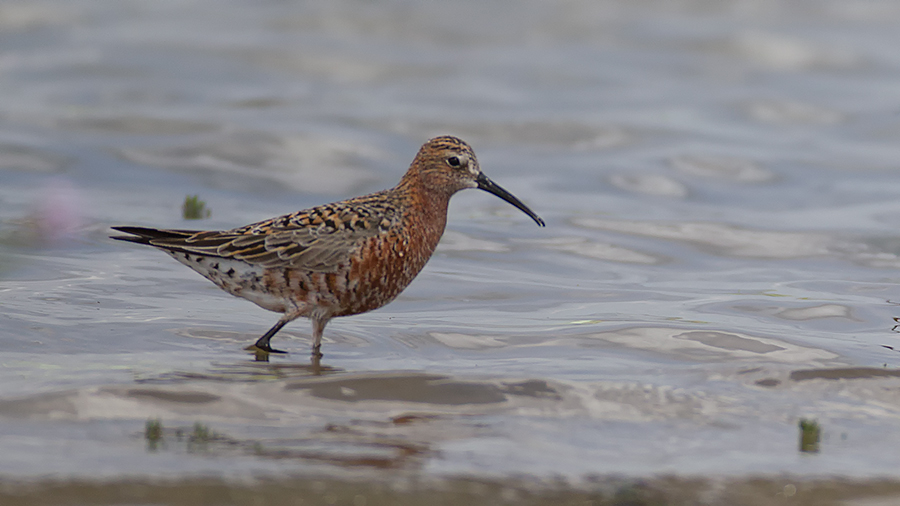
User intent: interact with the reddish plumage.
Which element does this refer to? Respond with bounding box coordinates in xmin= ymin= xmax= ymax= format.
xmin=112 ymin=136 xmax=544 ymax=357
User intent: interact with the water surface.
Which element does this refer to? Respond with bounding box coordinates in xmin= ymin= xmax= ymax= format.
xmin=4 ymin=0 xmax=900 ymax=499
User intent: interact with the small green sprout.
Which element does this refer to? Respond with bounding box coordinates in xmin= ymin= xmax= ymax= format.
xmin=182 ymin=195 xmax=211 ymax=220
xmin=191 ymin=422 xmax=212 ymax=442
xmin=799 ymin=418 xmax=820 ymax=453
xmin=145 ymin=418 xmax=163 ymax=450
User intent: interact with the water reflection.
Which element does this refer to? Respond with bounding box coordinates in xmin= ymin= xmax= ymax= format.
xmin=571 ymin=219 xmax=833 ymax=259
xmin=572 ymin=326 xmax=838 ymax=363
xmin=285 ymin=373 xmax=509 ymax=405
xmin=140 ymin=415 xmax=432 ymax=470
xmin=252 ymin=348 xmax=325 ymax=376
xmin=139 ymin=358 xmax=339 ymax=383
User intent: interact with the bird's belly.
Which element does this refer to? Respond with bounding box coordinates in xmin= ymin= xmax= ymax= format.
xmin=331 ymin=239 xmax=435 ymax=317
xmin=264 ymin=267 xmax=382 ymax=317
xmin=166 ymin=252 xmax=289 ymax=313
xmin=163 ymin=224 xmax=439 ymax=319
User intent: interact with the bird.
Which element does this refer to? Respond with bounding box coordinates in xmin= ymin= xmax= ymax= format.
xmin=111 ymin=136 xmax=544 ymax=358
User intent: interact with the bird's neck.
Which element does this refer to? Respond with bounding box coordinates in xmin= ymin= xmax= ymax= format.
xmin=395 ymin=172 xmax=451 ymax=254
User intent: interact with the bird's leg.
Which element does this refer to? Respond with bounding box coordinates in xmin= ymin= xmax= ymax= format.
xmin=249 ymin=317 xmax=290 ymax=354
xmin=311 ymin=314 xmax=328 ymax=359
xmin=310 ymin=353 xmax=322 ymax=374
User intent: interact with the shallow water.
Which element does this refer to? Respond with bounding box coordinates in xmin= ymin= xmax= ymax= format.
xmin=4 ymin=0 xmax=900 ymax=495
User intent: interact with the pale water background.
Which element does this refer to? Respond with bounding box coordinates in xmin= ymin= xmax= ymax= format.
xmin=4 ymin=0 xmax=900 ymax=502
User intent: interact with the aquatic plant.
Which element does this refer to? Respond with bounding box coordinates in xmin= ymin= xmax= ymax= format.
xmin=799 ymin=418 xmax=820 ymax=453
xmin=145 ymin=418 xmax=163 ymax=451
xmin=191 ymin=422 xmax=212 ymax=442
xmin=182 ymin=195 xmax=211 ymax=220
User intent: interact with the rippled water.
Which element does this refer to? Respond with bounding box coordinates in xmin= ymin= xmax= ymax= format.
xmin=5 ymin=0 xmax=900 ymax=500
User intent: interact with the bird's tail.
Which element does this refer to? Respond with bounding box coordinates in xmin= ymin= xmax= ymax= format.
xmin=110 ymin=226 xmax=196 ymax=245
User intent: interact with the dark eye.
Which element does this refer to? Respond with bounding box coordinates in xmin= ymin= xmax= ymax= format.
xmin=447 ymin=156 xmax=461 ymax=167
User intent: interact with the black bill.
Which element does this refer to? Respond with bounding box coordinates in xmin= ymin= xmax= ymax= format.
xmin=476 ymin=173 xmax=545 ymax=227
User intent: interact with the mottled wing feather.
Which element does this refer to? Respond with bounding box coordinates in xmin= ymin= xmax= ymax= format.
xmin=136 ymin=203 xmax=395 ymax=272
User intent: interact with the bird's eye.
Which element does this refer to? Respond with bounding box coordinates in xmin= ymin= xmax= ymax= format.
xmin=446 ymin=156 xmax=461 ymax=167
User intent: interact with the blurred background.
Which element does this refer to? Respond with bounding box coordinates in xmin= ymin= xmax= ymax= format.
xmin=4 ymin=0 xmax=900 ymax=503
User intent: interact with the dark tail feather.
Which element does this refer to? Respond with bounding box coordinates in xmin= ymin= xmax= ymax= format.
xmin=110 ymin=226 xmax=197 ymax=245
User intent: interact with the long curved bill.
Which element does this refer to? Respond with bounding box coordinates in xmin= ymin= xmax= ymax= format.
xmin=476 ymin=173 xmax=545 ymax=227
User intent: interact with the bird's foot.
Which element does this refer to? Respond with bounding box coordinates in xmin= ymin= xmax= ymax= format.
xmin=244 ymin=344 xmax=288 ymax=354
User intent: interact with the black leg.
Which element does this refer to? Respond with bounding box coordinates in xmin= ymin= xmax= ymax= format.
xmin=248 ymin=319 xmax=289 ymax=354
